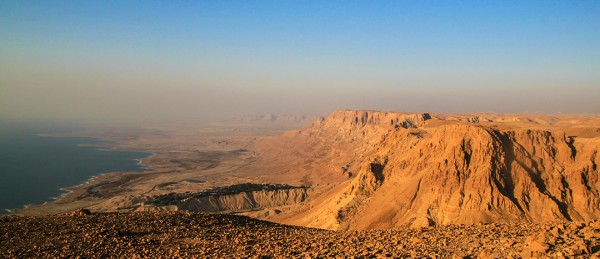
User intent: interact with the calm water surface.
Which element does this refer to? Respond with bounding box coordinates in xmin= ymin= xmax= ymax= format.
xmin=0 ymin=122 xmax=150 ymax=213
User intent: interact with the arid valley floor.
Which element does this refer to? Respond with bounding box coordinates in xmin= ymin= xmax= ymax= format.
xmin=2 ymin=110 xmax=600 ymax=258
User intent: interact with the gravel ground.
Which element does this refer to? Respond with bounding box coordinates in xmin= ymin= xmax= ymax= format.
xmin=1 ymin=210 xmax=599 ymax=258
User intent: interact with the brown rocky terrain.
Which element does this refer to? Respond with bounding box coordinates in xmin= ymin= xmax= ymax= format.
xmin=6 ymin=110 xmax=600 ymax=258
xmin=1 ymin=210 xmax=599 ymax=258
xmin=14 ymin=110 xmax=600 ymax=235
xmin=238 ymin=110 xmax=600 ymax=230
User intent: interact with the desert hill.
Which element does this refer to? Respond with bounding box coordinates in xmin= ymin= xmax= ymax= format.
xmin=236 ymin=110 xmax=600 ymax=230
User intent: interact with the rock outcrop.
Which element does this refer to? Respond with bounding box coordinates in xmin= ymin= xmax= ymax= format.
xmin=176 ymin=187 xmax=308 ymax=212
xmin=137 ymin=184 xmax=309 ymax=213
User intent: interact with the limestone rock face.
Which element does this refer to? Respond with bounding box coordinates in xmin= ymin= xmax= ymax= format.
xmin=271 ymin=110 xmax=600 ymax=230
xmin=177 ymin=188 xmax=308 ymax=212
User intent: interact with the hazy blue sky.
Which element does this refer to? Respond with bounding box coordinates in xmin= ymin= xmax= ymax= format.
xmin=1 ymin=1 xmax=599 ymax=124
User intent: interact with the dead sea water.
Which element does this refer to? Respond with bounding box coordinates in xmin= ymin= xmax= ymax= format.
xmin=0 ymin=121 xmax=150 ymax=213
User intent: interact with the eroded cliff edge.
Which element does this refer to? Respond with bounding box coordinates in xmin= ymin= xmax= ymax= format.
xmin=255 ymin=110 xmax=600 ymax=230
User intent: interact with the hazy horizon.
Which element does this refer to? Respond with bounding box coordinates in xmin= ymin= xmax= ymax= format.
xmin=1 ymin=1 xmax=599 ymax=126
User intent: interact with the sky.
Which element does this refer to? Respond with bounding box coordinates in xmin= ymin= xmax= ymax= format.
xmin=1 ymin=1 xmax=599 ymax=125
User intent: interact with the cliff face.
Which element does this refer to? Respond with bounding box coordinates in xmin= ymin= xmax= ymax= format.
xmin=178 ymin=188 xmax=308 ymax=212
xmin=272 ymin=110 xmax=600 ymax=230
xmin=239 ymin=110 xmax=434 ymax=186
xmin=317 ymin=110 xmax=431 ymax=135
xmin=133 ymin=185 xmax=309 ymax=213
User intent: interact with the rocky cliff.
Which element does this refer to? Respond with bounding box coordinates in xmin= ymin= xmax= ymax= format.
xmin=261 ymin=110 xmax=600 ymax=230
xmin=136 ymin=184 xmax=309 ymax=213
xmin=177 ymin=187 xmax=308 ymax=212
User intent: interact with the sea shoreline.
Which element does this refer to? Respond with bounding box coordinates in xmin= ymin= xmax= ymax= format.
xmin=12 ymin=120 xmax=295 ymax=216
xmin=6 ymin=132 xmax=153 ymax=215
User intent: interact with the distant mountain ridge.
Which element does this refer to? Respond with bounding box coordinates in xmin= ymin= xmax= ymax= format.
xmin=227 ymin=114 xmax=315 ymax=125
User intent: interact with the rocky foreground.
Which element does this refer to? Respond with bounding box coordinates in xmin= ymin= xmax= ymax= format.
xmin=1 ymin=211 xmax=599 ymax=258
